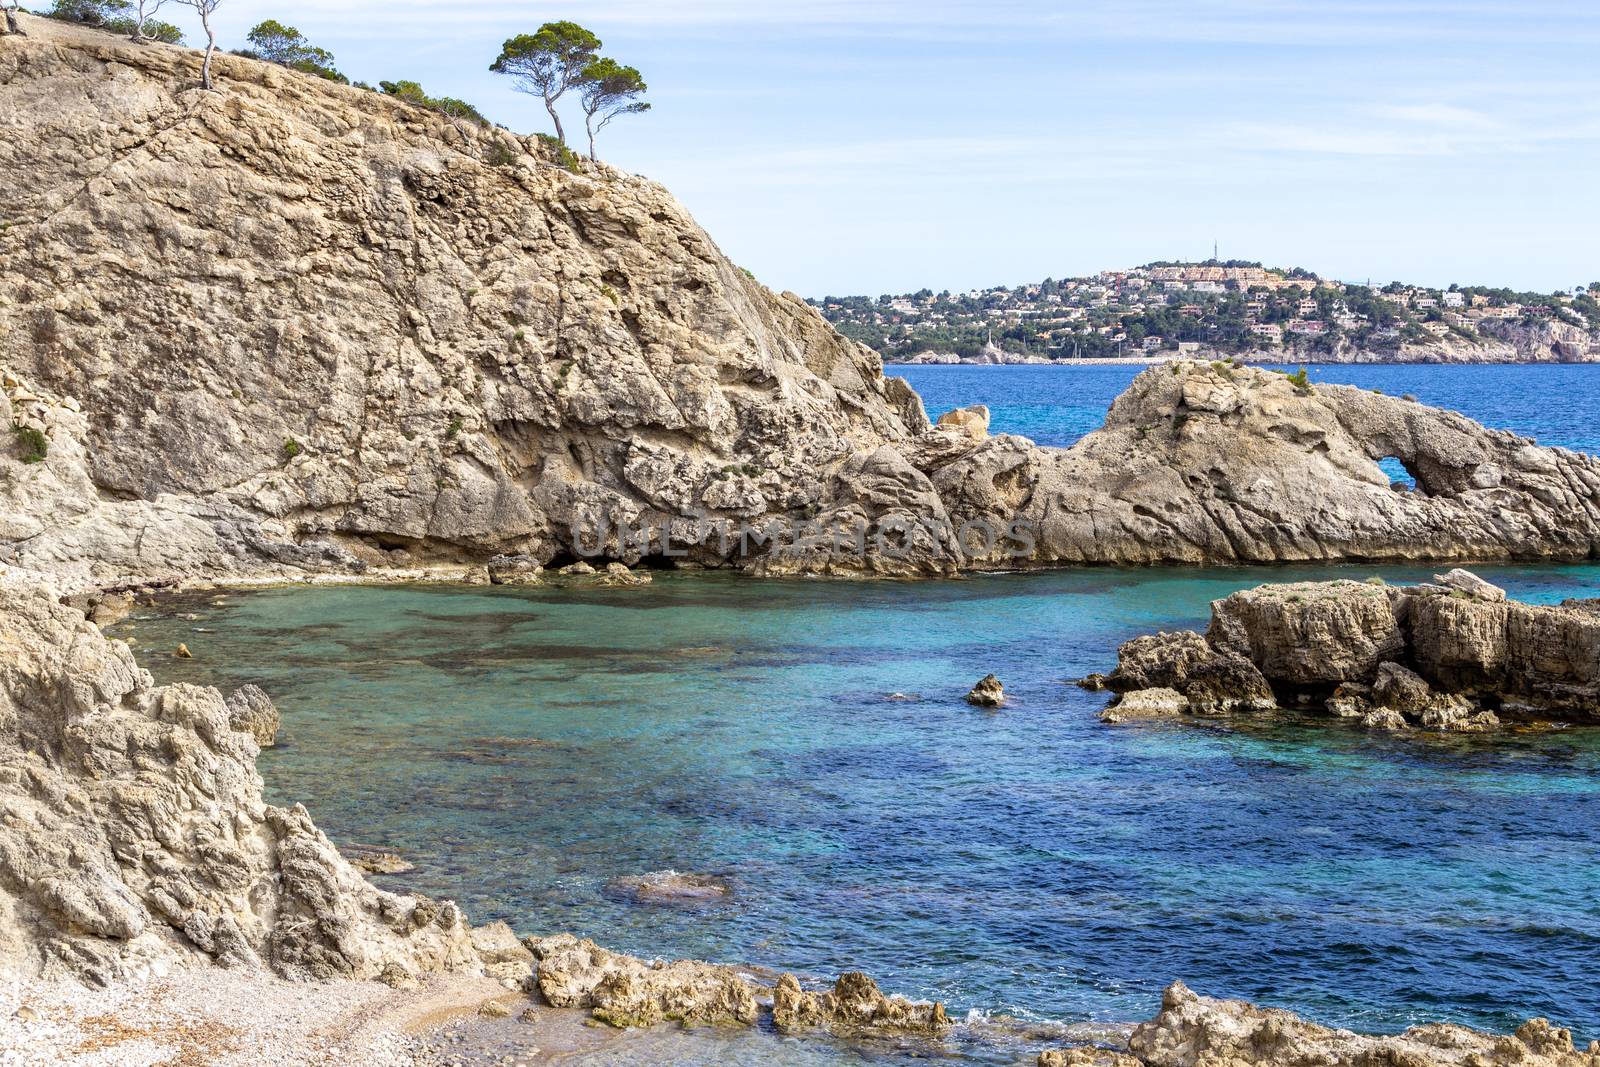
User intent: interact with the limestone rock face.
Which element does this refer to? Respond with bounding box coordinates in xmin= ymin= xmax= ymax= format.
xmin=928 ymin=362 xmax=1600 ymax=571
xmin=1105 ymin=572 xmax=1600 ymax=728
xmin=225 ymin=683 xmax=281 ymax=747
xmin=0 ymin=575 xmax=477 ymax=986
xmin=7 ymin=22 xmax=1600 ymax=584
xmin=1206 ymin=581 xmax=1403 ymax=686
xmin=0 ymin=21 xmax=924 ymax=589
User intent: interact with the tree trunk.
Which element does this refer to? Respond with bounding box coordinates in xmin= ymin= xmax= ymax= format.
xmin=586 ymin=117 xmax=597 ymax=162
xmin=545 ymin=98 xmax=566 ymax=145
xmin=199 ymin=12 xmax=215 ymax=90
xmin=3 ymin=7 xmax=23 ymax=35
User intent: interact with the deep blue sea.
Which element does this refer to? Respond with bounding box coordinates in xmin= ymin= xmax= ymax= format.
xmin=123 ymin=364 xmax=1600 ymax=1065
xmin=894 ymin=362 xmax=1600 ymax=453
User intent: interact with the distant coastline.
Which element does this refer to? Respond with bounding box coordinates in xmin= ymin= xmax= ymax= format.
xmin=885 ymin=347 xmax=1600 ymax=367
xmin=828 ymin=261 xmax=1600 ymax=366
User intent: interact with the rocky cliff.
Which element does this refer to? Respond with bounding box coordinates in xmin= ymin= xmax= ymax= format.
xmin=0 ymin=18 xmax=927 ymax=587
xmin=6 ymin=18 xmax=1600 ymax=589
xmin=0 ymin=571 xmax=478 ymax=987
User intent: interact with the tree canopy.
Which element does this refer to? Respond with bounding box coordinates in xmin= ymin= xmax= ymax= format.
xmin=490 ymin=20 xmax=600 ymax=145
xmin=578 ymin=57 xmax=649 ymax=160
xmin=244 ymin=19 xmax=347 ymax=83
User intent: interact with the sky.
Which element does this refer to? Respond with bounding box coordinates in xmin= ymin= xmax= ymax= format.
xmin=140 ymin=1 xmax=1600 ymax=297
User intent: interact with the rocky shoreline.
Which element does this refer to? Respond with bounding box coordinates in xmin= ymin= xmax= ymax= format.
xmin=3 ymin=572 xmax=1597 ymax=1065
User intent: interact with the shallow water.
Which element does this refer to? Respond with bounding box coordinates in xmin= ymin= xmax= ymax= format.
xmin=127 ymin=562 xmax=1600 ymax=1063
xmin=121 ymin=363 xmax=1600 ymax=1063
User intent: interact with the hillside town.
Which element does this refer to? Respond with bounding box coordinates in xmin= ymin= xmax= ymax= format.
xmin=811 ymin=262 xmax=1600 ymax=363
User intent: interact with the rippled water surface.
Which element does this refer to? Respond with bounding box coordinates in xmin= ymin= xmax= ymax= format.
xmin=124 ymin=365 xmax=1600 ymax=1064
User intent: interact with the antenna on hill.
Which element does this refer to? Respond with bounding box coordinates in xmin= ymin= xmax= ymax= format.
xmin=1213 ymin=239 xmax=1218 ymax=263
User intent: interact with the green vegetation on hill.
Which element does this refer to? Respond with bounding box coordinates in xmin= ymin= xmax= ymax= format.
xmin=813 ymin=263 xmax=1600 ymax=362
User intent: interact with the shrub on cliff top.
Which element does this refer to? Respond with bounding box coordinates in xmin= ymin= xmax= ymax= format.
xmin=534 ymin=133 xmax=584 ymax=173
xmin=244 ymin=19 xmax=348 ymax=83
xmin=379 ymin=80 xmax=489 ymax=128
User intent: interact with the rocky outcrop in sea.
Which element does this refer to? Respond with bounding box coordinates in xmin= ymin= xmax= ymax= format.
xmin=1103 ymin=569 xmax=1600 ymax=729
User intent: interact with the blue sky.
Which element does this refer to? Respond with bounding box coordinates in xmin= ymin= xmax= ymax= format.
xmin=148 ymin=1 xmax=1600 ymax=297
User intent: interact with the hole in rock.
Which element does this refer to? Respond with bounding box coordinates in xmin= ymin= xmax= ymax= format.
xmin=1379 ymin=455 xmax=1421 ymax=493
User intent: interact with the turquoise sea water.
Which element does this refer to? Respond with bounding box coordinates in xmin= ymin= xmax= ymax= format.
xmin=122 ymin=365 xmax=1600 ymax=1064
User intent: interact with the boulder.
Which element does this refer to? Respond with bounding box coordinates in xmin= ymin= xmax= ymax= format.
xmin=1359 ymin=709 xmax=1409 ymax=730
xmin=1433 ymin=568 xmax=1506 ymax=602
xmin=487 ymin=554 xmax=545 ymax=586
xmin=525 ymin=934 xmax=948 ymax=1036
xmin=1371 ymin=661 xmax=1434 ymax=714
xmin=528 ymin=934 xmax=760 ymax=1029
xmin=1103 ymin=688 xmax=1190 ymax=722
xmin=1108 ymin=631 xmax=1274 ymax=713
xmin=965 ymin=674 xmax=1005 ymax=707
xmin=935 ymin=404 xmax=990 ymax=441
xmin=771 ymin=971 xmax=949 ymax=1036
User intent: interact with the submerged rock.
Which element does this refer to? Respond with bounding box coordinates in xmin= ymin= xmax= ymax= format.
xmin=606 ymin=870 xmax=731 ymax=905
xmin=966 ymin=674 xmax=1005 ymax=707
xmin=344 ymin=848 xmax=417 ymax=876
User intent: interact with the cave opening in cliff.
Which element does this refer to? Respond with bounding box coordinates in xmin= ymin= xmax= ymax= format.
xmin=1378 ymin=455 xmax=1422 ymax=494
